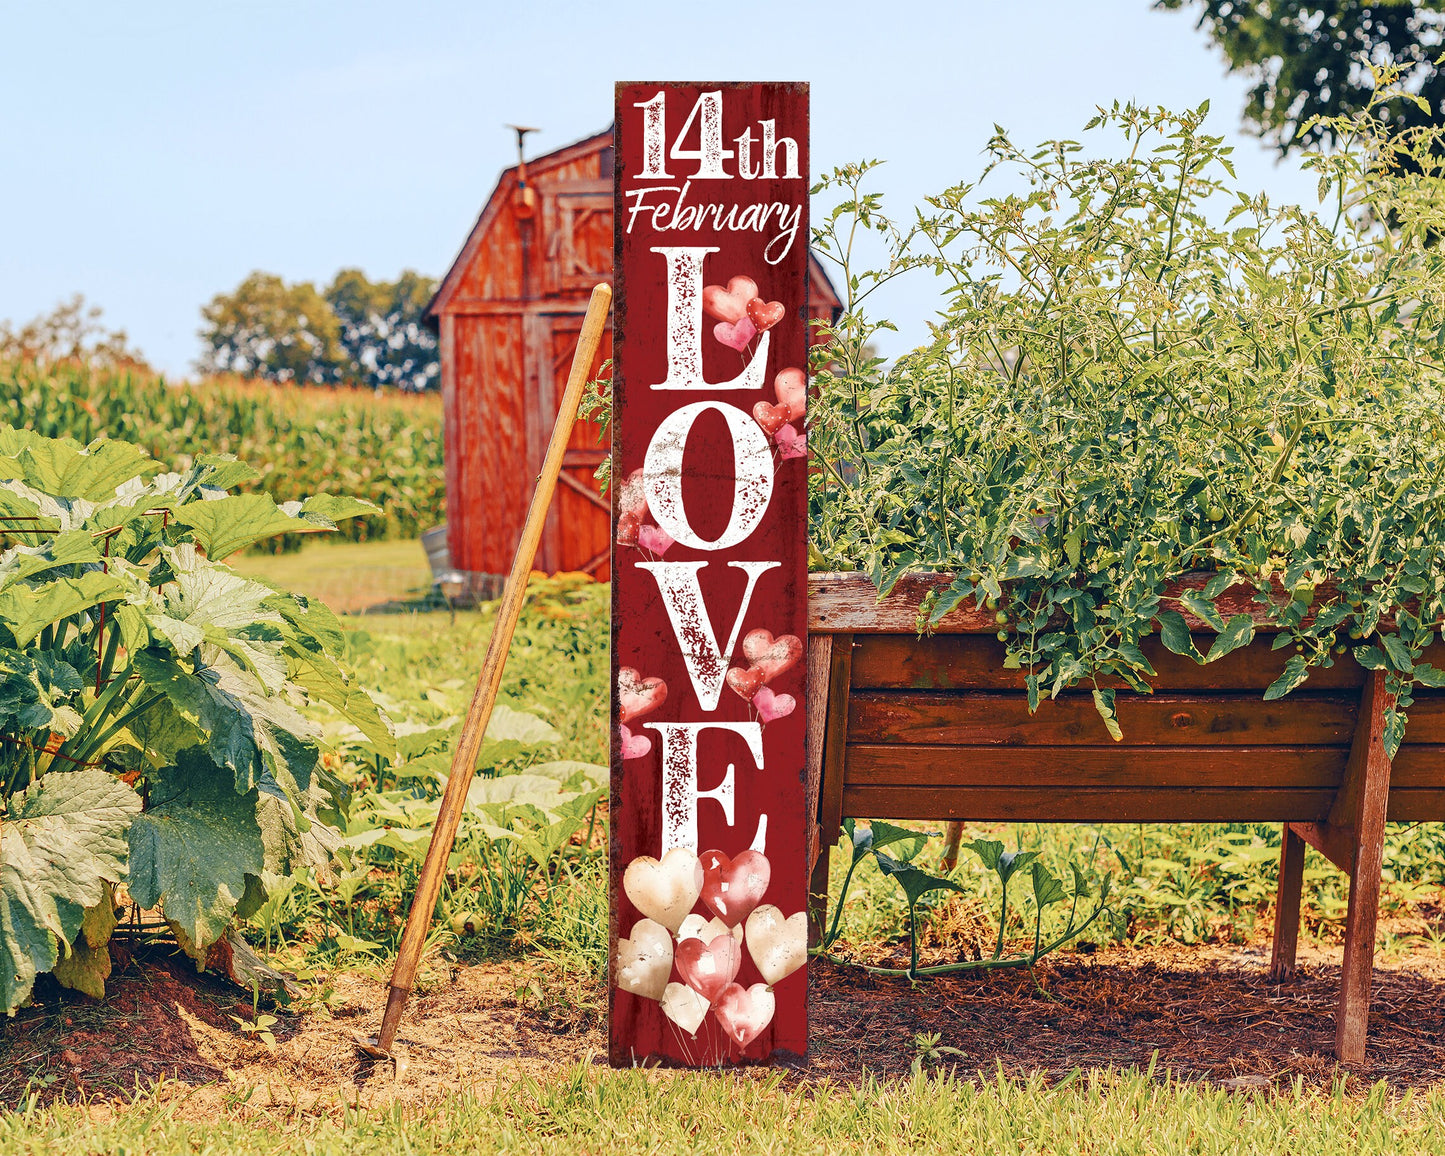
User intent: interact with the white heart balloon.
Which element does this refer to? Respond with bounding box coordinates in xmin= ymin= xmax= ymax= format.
xmin=623 ymin=848 xmax=703 ymax=932
xmin=660 ymin=981 xmax=710 ymax=1035
xmin=677 ymin=913 xmax=743 ymax=945
xmin=615 ymin=918 xmax=673 ymax=1001
xmin=745 ymin=905 xmax=808 ymax=987
xmin=713 ymin=982 xmax=776 ymax=1048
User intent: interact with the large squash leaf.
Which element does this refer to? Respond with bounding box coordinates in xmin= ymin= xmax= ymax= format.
xmin=483 ymin=703 xmax=561 ymax=747
xmin=0 ymin=770 xmax=141 ymax=1013
xmin=132 ymin=649 xmax=319 ymax=794
xmin=0 ymin=431 xmax=159 ymax=501
xmin=282 ymin=494 xmax=379 ymax=529
xmin=0 ymin=571 xmax=128 ymax=647
xmin=127 ymin=750 xmax=264 ymax=954
xmin=53 ymin=883 xmax=119 ymax=999
xmin=0 ymin=530 xmax=104 ymax=588
xmin=171 ymin=494 xmax=314 ymax=561
xmin=0 ymin=650 xmax=84 ymax=736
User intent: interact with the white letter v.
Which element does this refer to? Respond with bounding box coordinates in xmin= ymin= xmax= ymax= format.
xmin=636 ymin=560 xmax=780 ymax=711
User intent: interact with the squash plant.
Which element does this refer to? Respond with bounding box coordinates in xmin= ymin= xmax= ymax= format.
xmin=809 ymin=77 xmax=1445 ymax=752
xmin=0 ymin=426 xmax=392 ymax=1011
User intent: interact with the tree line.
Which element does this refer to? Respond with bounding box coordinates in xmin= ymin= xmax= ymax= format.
xmin=197 ymin=269 xmax=439 ymax=391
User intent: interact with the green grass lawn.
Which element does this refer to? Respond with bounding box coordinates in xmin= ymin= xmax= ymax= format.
xmin=230 ymin=536 xmax=434 ymax=613
xmin=5 ymin=1066 xmax=1445 ymax=1155
xmin=9 ymin=541 xmax=1441 ymax=1152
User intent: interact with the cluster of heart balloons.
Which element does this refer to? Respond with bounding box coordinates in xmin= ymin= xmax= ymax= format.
xmin=752 ymin=367 xmax=807 ymax=461
xmin=617 ymin=664 xmax=667 ymax=760
xmin=726 ymin=628 xmax=802 ymax=724
xmin=614 ymin=467 xmax=675 ymax=558
xmin=703 ymin=274 xmax=786 ymax=352
xmin=703 ymin=273 xmax=807 ymax=463
xmin=618 ymin=846 xmax=806 ymax=1048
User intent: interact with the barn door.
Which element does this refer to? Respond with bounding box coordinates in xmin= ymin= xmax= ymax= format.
xmin=527 ymin=310 xmax=613 ymax=579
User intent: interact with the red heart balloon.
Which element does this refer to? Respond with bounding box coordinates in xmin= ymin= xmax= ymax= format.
xmin=618 ymin=666 xmax=667 ymax=723
xmin=746 ymin=298 xmax=786 ymax=333
xmin=752 ymin=400 xmax=790 ymax=436
xmin=713 ymin=982 xmax=776 ymax=1048
xmin=773 ymin=367 xmax=807 ymax=421
xmin=725 ymin=665 xmax=765 ymax=701
xmin=618 ymin=468 xmax=649 ymax=520
xmin=698 ymin=848 xmax=771 ymax=927
xmin=702 ymin=276 xmax=759 ymax=323
xmin=674 ymin=933 xmax=741 ymax=1004
xmin=616 ymin=511 xmax=641 ymax=547
xmin=741 ymin=630 xmax=803 ymax=684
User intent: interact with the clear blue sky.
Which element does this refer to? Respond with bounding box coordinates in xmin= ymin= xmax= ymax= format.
xmin=0 ymin=0 xmax=1320 ymax=377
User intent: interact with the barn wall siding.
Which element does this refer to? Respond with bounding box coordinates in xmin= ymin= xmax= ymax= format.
xmin=431 ymin=129 xmax=839 ymax=589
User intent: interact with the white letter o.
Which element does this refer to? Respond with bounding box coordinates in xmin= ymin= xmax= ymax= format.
xmin=642 ymin=401 xmax=773 ymax=551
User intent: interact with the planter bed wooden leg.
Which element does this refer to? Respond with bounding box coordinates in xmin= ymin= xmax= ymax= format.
xmin=805 ymin=635 xmax=833 ymax=944
xmin=1270 ymin=825 xmax=1306 ymax=981
xmin=1334 ymin=670 xmax=1394 ymax=1064
xmin=807 ymin=633 xmax=853 ymax=946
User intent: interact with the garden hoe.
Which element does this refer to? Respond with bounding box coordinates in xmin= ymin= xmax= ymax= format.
xmin=359 ymin=282 xmax=611 ymax=1061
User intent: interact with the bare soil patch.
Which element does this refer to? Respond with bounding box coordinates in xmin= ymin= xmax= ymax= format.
xmin=3 ymin=938 xmax=1442 ymax=1117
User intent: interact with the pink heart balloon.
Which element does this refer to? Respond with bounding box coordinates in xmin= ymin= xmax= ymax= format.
xmin=702 ymin=276 xmax=759 ymax=323
xmin=741 ymin=630 xmax=803 ymax=684
xmin=618 ymin=667 xmax=667 ymax=723
xmin=674 ymin=933 xmax=742 ymax=1004
xmin=752 ymin=686 xmax=796 ymax=724
xmin=618 ymin=467 xmax=649 ymax=520
xmin=698 ymin=848 xmax=772 ymax=927
xmin=619 ymin=724 xmax=651 ymax=760
xmin=637 ymin=524 xmax=674 ymax=556
xmin=776 ymin=423 xmax=806 ymax=460
xmin=713 ymin=982 xmax=776 ymax=1049
xmin=713 ymin=316 xmax=757 ymax=352
xmin=774 ymin=368 xmax=807 ymax=421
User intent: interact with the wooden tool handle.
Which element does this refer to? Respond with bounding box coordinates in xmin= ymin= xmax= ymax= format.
xmin=376 ymin=282 xmax=612 ymax=1054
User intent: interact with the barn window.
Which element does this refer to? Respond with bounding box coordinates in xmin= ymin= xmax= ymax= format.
xmin=598 ymin=146 xmax=615 ymax=179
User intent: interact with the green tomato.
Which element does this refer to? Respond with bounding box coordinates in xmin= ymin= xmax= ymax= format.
xmin=995 ymin=610 xmax=1009 ymax=625
xmin=995 ymin=630 xmax=1008 ymax=642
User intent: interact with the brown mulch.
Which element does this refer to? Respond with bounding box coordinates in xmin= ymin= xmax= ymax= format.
xmin=2 ymin=937 xmax=1443 ymax=1114
xmin=808 ymin=941 xmax=1445 ymax=1087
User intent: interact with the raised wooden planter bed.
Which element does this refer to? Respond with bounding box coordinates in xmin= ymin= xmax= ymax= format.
xmin=803 ymin=571 xmax=1445 ymax=1062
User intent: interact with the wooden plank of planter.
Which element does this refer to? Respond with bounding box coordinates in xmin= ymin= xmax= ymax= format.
xmin=847 ymin=690 xmax=1358 ymax=747
xmin=840 ymin=784 xmax=1337 ymax=823
xmin=1385 ymin=790 xmax=1445 ymax=821
xmin=808 ymin=571 xmax=1420 ymax=635
xmin=849 ymin=634 xmax=1371 ymax=693
xmin=1381 ymin=746 xmax=1445 ymax=787
xmin=844 ymin=743 xmax=1350 ymax=789
xmin=1400 ymin=694 xmax=1445 ymax=744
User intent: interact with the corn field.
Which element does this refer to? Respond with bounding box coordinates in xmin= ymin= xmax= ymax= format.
xmin=1 ymin=359 xmax=445 ymax=550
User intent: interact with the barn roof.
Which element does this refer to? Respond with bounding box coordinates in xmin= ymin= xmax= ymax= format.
xmin=426 ymin=125 xmax=841 ymax=322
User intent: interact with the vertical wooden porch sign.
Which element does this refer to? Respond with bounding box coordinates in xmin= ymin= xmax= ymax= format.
xmin=610 ymin=81 xmax=810 ymax=1065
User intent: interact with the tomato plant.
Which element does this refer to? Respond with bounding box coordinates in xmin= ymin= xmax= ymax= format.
xmin=809 ymin=76 xmax=1445 ymax=752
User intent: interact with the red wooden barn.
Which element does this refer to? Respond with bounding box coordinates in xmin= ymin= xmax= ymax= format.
xmin=426 ymin=127 xmax=841 ymax=596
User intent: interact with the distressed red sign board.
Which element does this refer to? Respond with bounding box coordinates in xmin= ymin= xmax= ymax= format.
xmin=610 ymin=81 xmax=810 ymax=1066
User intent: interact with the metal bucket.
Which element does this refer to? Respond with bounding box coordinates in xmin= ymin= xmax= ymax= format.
xmin=421 ymin=525 xmax=451 ymax=578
